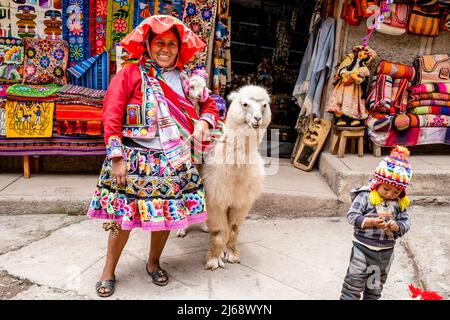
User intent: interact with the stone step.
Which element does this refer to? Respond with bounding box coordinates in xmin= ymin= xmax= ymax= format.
xmin=0 ymin=159 xmax=342 ymax=217
xmin=319 ymin=152 xmax=450 ymax=204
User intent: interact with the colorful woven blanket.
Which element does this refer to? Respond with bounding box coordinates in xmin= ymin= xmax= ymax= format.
xmin=409 ymin=83 xmax=450 ymax=94
xmin=57 ymin=84 xmax=105 ymax=100
xmin=55 ymin=104 xmax=103 ymax=136
xmin=409 ymin=106 xmax=450 ymax=116
xmin=369 ymin=127 xmax=450 ymax=147
xmin=408 ymin=100 xmax=450 ymax=107
xmin=0 ymin=136 xmax=105 ymax=156
xmin=66 ymin=51 xmax=110 ymax=90
xmin=409 ymin=114 xmax=450 ymax=127
xmin=409 ymin=92 xmax=450 ymax=101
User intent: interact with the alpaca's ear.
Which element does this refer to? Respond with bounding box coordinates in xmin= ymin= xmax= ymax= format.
xmin=228 ymin=91 xmax=239 ymax=103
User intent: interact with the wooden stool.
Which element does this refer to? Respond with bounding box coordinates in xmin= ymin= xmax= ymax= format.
xmin=330 ymin=126 xmax=365 ymax=158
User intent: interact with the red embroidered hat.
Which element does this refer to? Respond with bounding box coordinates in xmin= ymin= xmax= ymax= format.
xmin=120 ymin=15 xmax=206 ymax=69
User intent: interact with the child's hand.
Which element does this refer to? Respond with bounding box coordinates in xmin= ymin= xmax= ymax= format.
xmin=387 ymin=220 xmax=400 ymax=233
xmin=367 ymin=217 xmax=388 ymax=229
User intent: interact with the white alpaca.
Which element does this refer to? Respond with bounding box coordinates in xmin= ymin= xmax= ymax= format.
xmin=180 ymin=71 xmax=211 ymax=115
xmin=201 ymin=85 xmax=271 ymax=270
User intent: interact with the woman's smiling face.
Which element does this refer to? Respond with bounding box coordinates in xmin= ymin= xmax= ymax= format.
xmin=150 ymin=29 xmax=179 ymax=68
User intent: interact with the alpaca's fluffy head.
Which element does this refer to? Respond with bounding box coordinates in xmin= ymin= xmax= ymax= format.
xmin=186 ymin=74 xmax=210 ymax=102
xmin=227 ymin=85 xmax=271 ymax=129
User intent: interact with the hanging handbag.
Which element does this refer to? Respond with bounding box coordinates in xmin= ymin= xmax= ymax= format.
xmin=407 ymin=5 xmax=442 ymax=36
xmin=377 ymin=1 xmax=410 ymax=35
xmin=355 ymin=0 xmax=377 ymax=18
xmin=341 ymin=0 xmax=361 ymax=26
xmin=413 ymin=54 xmax=450 ymax=84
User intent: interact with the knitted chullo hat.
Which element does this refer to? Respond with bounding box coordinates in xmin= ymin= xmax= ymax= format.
xmin=369 ymin=146 xmax=412 ymax=211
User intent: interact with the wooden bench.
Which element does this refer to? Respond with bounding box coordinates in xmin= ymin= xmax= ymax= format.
xmin=22 ymin=155 xmax=40 ymax=178
xmin=330 ymin=126 xmax=365 ymax=158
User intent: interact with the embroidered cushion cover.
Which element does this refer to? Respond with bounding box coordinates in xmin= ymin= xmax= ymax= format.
xmin=22 ymin=38 xmax=69 ymax=85
xmin=0 ymin=37 xmax=24 ymax=83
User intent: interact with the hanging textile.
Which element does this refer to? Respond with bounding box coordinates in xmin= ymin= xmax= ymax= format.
xmin=154 ymin=0 xmax=184 ymax=19
xmin=183 ymin=0 xmax=218 ymax=71
xmin=294 ymin=17 xmax=336 ymax=117
xmin=10 ymin=1 xmax=62 ymax=40
xmin=133 ymin=0 xmax=155 ymax=28
xmin=0 ymin=2 xmax=12 ymax=37
xmin=106 ymin=0 xmax=135 ymax=61
xmin=67 ymin=50 xmax=110 ymax=90
xmin=90 ymin=0 xmax=108 ymax=55
xmin=62 ymin=0 xmax=91 ymax=67
xmin=212 ymin=0 xmax=231 ymax=96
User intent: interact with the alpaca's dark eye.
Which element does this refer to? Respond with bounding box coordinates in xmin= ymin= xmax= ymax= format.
xmin=242 ymin=102 xmax=248 ymax=107
xmin=263 ymin=104 xmax=268 ymax=108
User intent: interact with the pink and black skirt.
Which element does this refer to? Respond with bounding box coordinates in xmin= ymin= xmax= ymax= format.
xmin=87 ymin=140 xmax=207 ymax=231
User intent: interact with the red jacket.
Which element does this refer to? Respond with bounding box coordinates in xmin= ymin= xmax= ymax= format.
xmin=102 ymin=63 xmax=219 ymax=158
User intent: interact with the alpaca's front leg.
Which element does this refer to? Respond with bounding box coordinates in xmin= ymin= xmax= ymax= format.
xmin=205 ymin=206 xmax=229 ymax=270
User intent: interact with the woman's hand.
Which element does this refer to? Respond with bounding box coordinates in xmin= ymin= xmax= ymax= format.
xmin=194 ymin=120 xmax=211 ymax=142
xmin=111 ymin=158 xmax=128 ymax=187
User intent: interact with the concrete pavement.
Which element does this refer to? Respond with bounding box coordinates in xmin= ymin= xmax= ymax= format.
xmin=0 ymin=205 xmax=449 ymax=300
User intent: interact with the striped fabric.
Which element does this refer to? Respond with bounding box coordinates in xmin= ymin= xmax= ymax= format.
xmin=408 ymin=114 xmax=450 ymax=127
xmin=368 ymin=74 xmax=393 ymax=113
xmin=55 ymin=104 xmax=103 ymax=136
xmin=407 ymin=5 xmax=441 ymax=37
xmin=410 ymin=83 xmax=450 ymax=94
xmin=377 ymin=60 xmax=415 ymax=82
xmin=409 ymin=100 xmax=450 ymax=107
xmin=409 ymin=106 xmax=450 ymax=115
xmin=409 ymin=92 xmax=450 ymax=101
xmin=369 ymin=127 xmax=450 ymax=147
xmin=391 ymin=78 xmax=410 ymax=113
xmin=0 ymin=136 xmax=105 ymax=156
xmin=66 ymin=51 xmax=110 ymax=90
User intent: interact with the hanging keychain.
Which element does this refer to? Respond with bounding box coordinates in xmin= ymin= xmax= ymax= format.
xmin=102 ymin=180 xmax=122 ymax=237
xmin=363 ymin=0 xmax=393 ymax=46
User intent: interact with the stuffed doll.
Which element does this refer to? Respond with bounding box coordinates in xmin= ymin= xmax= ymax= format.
xmin=327 ymin=45 xmax=377 ymax=126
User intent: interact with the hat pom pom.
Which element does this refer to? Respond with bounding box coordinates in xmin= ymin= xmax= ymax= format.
xmin=391 ymin=145 xmax=410 ymax=158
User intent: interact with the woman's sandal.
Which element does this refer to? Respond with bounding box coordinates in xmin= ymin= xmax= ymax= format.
xmin=95 ymin=276 xmax=116 ymax=298
xmin=146 ymin=264 xmax=169 ymax=286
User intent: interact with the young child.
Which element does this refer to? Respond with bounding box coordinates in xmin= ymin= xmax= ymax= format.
xmin=340 ymin=146 xmax=412 ymax=300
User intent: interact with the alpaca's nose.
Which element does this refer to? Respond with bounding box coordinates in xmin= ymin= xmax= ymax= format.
xmin=253 ymin=114 xmax=262 ymax=121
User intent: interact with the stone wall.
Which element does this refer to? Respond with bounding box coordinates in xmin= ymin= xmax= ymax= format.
xmin=343 ymin=23 xmax=450 ymax=74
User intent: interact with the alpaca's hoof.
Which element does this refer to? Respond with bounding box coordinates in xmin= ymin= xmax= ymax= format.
xmin=226 ymin=251 xmax=241 ymax=264
xmin=205 ymin=257 xmax=225 ymax=270
xmin=176 ymin=228 xmax=187 ymax=238
xmin=200 ymin=222 xmax=209 ymax=233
